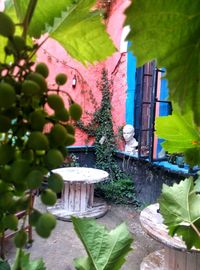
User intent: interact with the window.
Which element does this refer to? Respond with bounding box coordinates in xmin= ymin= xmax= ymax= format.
xmin=134 ymin=61 xmax=172 ymax=161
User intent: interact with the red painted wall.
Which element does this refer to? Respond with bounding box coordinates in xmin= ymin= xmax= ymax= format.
xmin=36 ymin=0 xmax=130 ymax=147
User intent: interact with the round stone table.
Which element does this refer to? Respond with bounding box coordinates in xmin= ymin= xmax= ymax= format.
xmin=47 ymin=167 xmax=109 ymax=221
xmin=140 ymin=203 xmax=200 ymax=270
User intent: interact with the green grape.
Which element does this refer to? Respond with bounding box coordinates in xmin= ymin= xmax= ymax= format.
xmin=26 ymin=170 xmax=43 ymax=189
xmin=7 ymin=35 xmax=26 ymax=53
xmin=35 ymin=150 xmax=46 ymax=156
xmin=65 ymin=134 xmax=75 ymax=146
xmin=35 ymin=213 xmax=56 ymax=238
xmin=65 ymin=124 xmax=75 ymax=135
xmin=0 ymin=115 xmax=11 ymax=132
xmin=13 ymin=182 xmax=27 ymax=192
xmin=10 ymin=159 xmax=30 ymax=183
xmin=4 ymin=76 xmax=16 ymax=87
xmin=36 ymin=224 xmax=51 ymax=238
xmin=21 ymin=80 xmax=40 ymax=96
xmin=35 ymin=63 xmax=49 ymax=78
xmin=0 ymin=12 xmax=15 ymax=37
xmin=0 ymin=144 xmax=15 ymax=165
xmin=55 ymin=108 xmax=69 ymax=122
xmin=0 ymin=82 xmax=16 ymax=109
xmin=2 ymin=107 xmax=19 ymax=119
xmin=0 ymin=180 xmax=9 ymax=194
xmin=45 ymin=149 xmax=64 ymax=169
xmin=48 ymin=173 xmax=64 ymax=193
xmin=0 ymin=192 xmax=13 ymax=210
xmin=37 ymin=213 xmax=56 ymax=230
xmin=34 ymin=166 xmax=48 ymax=175
xmin=21 ymin=149 xmax=34 ymax=163
xmin=27 ymin=131 xmax=49 ymax=150
xmin=58 ymin=146 xmax=68 ymax=157
xmin=55 ymin=73 xmax=67 ymax=85
xmin=30 ymin=110 xmax=46 ymax=131
xmin=29 ymin=209 xmax=41 ymax=226
xmin=69 ymin=103 xmax=82 ymax=121
xmin=41 ymin=189 xmax=57 ymax=206
xmin=3 ymin=214 xmax=18 ymax=230
xmin=0 ymin=165 xmax=11 ymax=183
xmin=50 ymin=124 xmax=68 ymax=146
xmin=27 ymin=72 xmax=47 ymax=93
xmin=16 ymin=196 xmax=29 ymax=211
xmin=14 ymin=229 xmax=27 ymax=248
xmin=47 ymin=94 xmax=64 ymax=111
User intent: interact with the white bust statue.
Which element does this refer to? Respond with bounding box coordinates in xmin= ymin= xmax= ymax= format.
xmin=123 ymin=124 xmax=138 ymax=155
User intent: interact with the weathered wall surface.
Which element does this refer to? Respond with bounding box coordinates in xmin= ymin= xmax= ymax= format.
xmin=36 ymin=0 xmax=130 ymax=147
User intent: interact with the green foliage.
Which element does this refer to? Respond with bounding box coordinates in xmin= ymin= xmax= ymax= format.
xmin=72 ymin=217 xmax=133 ymax=270
xmin=12 ymin=249 xmax=46 ymax=270
xmin=158 ymin=177 xmax=200 ymax=249
xmin=78 ymin=69 xmax=137 ymax=204
xmin=125 ymin=0 xmax=200 ymax=125
xmin=0 ymin=258 xmax=11 ymax=270
xmin=155 ymin=108 xmax=200 ymax=166
xmin=94 ymin=69 xmax=121 ymax=179
xmin=95 ymin=177 xmax=137 ymax=205
xmin=7 ymin=0 xmax=116 ymax=65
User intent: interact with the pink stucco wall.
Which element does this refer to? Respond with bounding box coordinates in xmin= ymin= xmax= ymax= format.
xmin=36 ymin=0 xmax=130 ymax=147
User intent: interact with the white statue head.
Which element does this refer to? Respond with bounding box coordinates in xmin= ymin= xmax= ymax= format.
xmin=123 ymin=124 xmax=135 ymax=143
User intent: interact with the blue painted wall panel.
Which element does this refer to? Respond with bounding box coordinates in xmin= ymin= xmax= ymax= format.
xmin=157 ymin=70 xmax=170 ymax=157
xmin=126 ymin=46 xmax=136 ymax=125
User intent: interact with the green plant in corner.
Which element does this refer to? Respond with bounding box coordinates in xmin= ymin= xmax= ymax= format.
xmin=124 ymin=0 xmax=200 ymax=249
xmin=94 ymin=69 xmax=120 ymax=179
xmin=77 ymin=69 xmax=137 ymax=204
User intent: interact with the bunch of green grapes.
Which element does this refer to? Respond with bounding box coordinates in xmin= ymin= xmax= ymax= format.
xmin=0 ymin=12 xmax=82 ymax=247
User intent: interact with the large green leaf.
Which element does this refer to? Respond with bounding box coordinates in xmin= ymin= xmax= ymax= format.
xmin=158 ymin=178 xmax=200 ymax=249
xmin=13 ymin=0 xmax=116 ymax=64
xmin=155 ymin=109 xmax=200 ymax=165
xmin=13 ymin=0 xmax=73 ymax=38
xmin=72 ymin=217 xmax=133 ymax=270
xmin=124 ymin=0 xmax=200 ymax=124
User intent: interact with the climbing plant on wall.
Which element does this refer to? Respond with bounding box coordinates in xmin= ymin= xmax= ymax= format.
xmin=78 ymin=69 xmax=137 ymax=204
xmin=94 ymin=69 xmax=119 ymax=177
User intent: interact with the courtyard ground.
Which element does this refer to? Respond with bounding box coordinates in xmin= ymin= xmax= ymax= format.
xmin=5 ymin=197 xmax=162 ymax=270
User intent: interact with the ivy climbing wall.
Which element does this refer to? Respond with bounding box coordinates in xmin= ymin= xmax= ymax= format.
xmin=36 ymin=0 xmax=130 ymax=148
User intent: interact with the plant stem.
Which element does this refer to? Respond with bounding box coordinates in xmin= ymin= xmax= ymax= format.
xmin=28 ymin=35 xmax=49 ymax=60
xmin=22 ymin=0 xmax=38 ymax=40
xmin=191 ymin=223 xmax=200 ymax=238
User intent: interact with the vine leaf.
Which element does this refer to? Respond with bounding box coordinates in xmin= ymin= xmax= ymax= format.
xmin=11 ymin=0 xmax=74 ymax=38
xmin=72 ymin=217 xmax=133 ymax=270
xmin=124 ymin=0 xmax=200 ymax=124
xmin=0 ymin=259 xmax=11 ymax=270
xmin=12 ymin=249 xmax=46 ymax=270
xmin=158 ymin=178 xmax=200 ymax=249
xmin=155 ymin=109 xmax=200 ymax=166
xmin=12 ymin=0 xmax=116 ymax=64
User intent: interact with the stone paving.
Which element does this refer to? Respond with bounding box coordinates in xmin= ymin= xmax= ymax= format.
xmin=5 ymin=197 xmax=162 ymax=270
